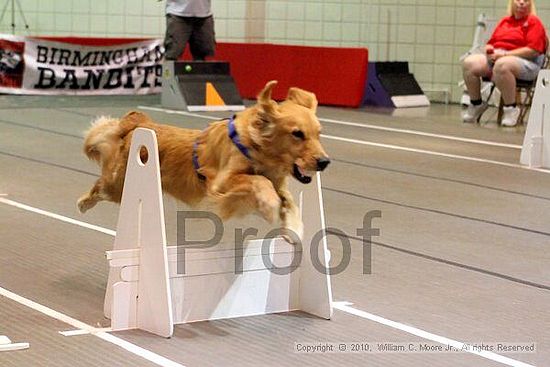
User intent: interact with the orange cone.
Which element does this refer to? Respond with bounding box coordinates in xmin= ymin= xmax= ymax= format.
xmin=206 ymin=82 xmax=226 ymax=106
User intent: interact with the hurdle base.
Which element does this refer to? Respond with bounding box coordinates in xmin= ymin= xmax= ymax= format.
xmin=107 ymin=238 xmax=312 ymax=330
xmin=0 ymin=336 xmax=29 ymax=352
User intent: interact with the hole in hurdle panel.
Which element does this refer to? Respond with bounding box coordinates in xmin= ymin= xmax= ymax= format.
xmin=542 ymin=78 xmax=548 ymax=88
xmin=138 ymin=145 xmax=149 ymax=166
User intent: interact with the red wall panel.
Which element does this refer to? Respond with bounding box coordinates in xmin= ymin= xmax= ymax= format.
xmin=212 ymin=43 xmax=368 ymax=107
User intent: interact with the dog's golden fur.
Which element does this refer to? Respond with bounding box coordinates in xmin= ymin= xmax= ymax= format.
xmin=77 ymin=81 xmax=329 ymax=240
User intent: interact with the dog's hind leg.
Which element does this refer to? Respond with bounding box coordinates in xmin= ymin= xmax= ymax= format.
xmin=77 ymin=180 xmax=104 ymax=213
xmin=77 ymin=176 xmax=123 ymax=213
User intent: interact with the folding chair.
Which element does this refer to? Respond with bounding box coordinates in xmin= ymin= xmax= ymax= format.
xmin=459 ymin=14 xmax=498 ymax=107
xmin=460 ymin=14 xmax=498 ymax=61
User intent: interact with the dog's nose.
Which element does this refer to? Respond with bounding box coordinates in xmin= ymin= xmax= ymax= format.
xmin=316 ymin=157 xmax=331 ymax=171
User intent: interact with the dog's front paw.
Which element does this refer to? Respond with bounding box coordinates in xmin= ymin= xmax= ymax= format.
xmin=281 ymin=215 xmax=303 ymax=245
xmin=280 ymin=228 xmax=302 ymax=245
xmin=257 ymin=191 xmax=281 ymax=223
xmin=280 ymin=199 xmax=303 ymax=244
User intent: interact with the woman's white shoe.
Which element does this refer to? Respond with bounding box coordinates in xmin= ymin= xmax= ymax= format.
xmin=501 ymin=106 xmax=520 ymax=127
xmin=462 ymin=102 xmax=488 ymax=123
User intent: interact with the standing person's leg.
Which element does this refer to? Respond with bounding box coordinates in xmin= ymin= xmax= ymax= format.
xmin=164 ymin=14 xmax=193 ymax=61
xmin=189 ymin=16 xmax=216 ymax=61
xmin=461 ymin=53 xmax=491 ymax=122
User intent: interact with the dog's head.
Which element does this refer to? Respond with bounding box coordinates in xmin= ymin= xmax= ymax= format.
xmin=247 ymin=80 xmax=330 ymax=184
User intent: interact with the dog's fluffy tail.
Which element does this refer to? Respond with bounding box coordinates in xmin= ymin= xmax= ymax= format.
xmin=83 ymin=116 xmax=121 ymax=163
xmin=83 ymin=114 xmax=141 ymax=164
xmin=83 ymin=111 xmax=152 ymax=166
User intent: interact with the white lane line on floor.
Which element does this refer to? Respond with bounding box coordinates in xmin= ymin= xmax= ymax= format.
xmin=0 ymin=197 xmax=116 ymax=236
xmin=333 ymin=302 xmax=534 ymax=367
xmin=139 ymin=106 xmax=215 ymax=120
xmin=138 ymin=106 xmax=522 ymax=149
xmin=96 ymin=332 xmax=185 ymax=367
xmin=0 ymin=286 xmax=185 ymax=367
xmin=319 ymin=117 xmax=522 ymax=149
xmin=322 ymin=135 xmax=550 ymax=174
xmin=0 ymin=198 xmax=537 ymax=367
xmin=60 ymin=328 xmax=112 ymax=337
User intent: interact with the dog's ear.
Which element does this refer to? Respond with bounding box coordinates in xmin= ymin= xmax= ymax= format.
xmin=286 ymin=87 xmax=318 ymax=112
xmin=250 ymin=81 xmax=279 ymax=138
xmin=257 ymin=80 xmax=279 ymax=116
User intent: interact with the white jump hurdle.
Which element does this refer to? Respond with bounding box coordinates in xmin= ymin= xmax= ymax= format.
xmin=104 ymin=128 xmax=333 ymax=337
xmin=520 ymin=70 xmax=550 ymax=168
xmin=0 ymin=335 xmax=29 ymax=352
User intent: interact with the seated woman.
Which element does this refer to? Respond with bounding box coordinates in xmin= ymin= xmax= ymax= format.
xmin=462 ymin=0 xmax=547 ymax=126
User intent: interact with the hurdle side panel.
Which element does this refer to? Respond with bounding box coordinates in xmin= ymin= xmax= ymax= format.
xmin=108 ymin=128 xmax=174 ymax=338
xmin=520 ymin=70 xmax=550 ymax=168
xmin=296 ymin=173 xmax=333 ymax=319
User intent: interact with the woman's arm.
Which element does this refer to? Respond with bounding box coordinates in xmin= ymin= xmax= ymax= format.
xmin=504 ymin=47 xmax=540 ymax=59
xmin=491 ymin=47 xmax=540 ymax=61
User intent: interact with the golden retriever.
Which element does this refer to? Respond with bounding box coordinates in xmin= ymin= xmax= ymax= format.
xmin=77 ymin=80 xmax=330 ymax=242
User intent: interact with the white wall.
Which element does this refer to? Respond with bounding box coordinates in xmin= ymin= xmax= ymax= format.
xmin=1 ymin=0 xmax=549 ymax=103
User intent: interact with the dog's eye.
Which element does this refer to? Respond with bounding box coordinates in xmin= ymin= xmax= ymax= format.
xmin=292 ymin=130 xmax=305 ymax=140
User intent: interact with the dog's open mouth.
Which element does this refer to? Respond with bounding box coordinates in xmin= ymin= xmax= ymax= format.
xmin=292 ymin=164 xmax=312 ymax=184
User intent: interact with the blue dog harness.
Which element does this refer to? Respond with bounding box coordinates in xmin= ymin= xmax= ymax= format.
xmin=227 ymin=116 xmax=251 ymax=159
xmin=192 ymin=139 xmax=206 ymax=181
xmin=193 ymin=116 xmax=251 ymax=181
